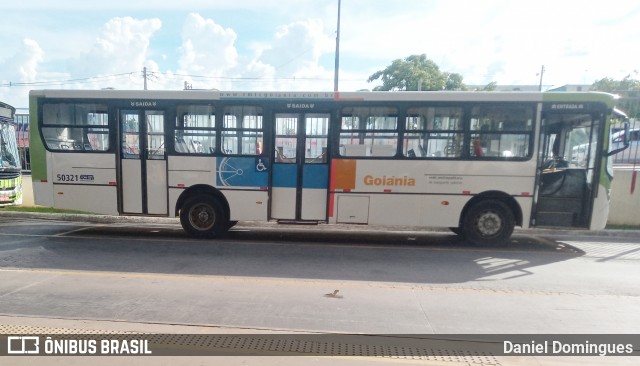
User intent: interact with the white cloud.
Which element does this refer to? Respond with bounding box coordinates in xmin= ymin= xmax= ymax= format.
xmin=252 ymin=19 xmax=335 ymax=90
xmin=177 ymin=13 xmax=239 ymax=89
xmin=0 ymin=39 xmax=44 ymax=107
xmin=176 ymin=16 xmax=336 ymax=91
xmin=260 ymin=19 xmax=333 ymax=72
xmin=10 ymin=39 xmax=44 ymax=83
xmin=79 ymin=17 xmax=162 ymax=76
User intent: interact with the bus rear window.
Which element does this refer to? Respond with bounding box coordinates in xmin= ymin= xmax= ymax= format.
xmin=41 ymin=103 xmax=110 ymax=152
xmin=175 ymin=104 xmax=216 ymax=154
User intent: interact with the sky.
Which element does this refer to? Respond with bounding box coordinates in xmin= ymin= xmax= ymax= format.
xmin=1 ymin=0 xmax=639 ymax=108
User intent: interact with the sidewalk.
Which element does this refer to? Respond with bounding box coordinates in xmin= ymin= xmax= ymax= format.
xmin=0 ymin=315 xmax=636 ymax=366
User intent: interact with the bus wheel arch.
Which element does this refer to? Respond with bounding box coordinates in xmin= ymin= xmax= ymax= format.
xmin=176 ymin=185 xmax=231 ymax=238
xmin=458 ymin=191 xmax=521 ymax=246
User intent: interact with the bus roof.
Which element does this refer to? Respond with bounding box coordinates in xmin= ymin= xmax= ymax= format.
xmin=28 ymin=89 xmax=619 ymax=107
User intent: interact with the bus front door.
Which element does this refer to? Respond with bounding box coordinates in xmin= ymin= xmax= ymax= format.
xmin=534 ymin=112 xmax=599 ymax=228
xmin=271 ymin=113 xmax=330 ymax=221
xmin=119 ymin=110 xmax=168 ymax=215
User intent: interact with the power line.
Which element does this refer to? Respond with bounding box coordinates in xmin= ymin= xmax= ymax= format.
xmin=171 ymin=73 xmax=336 ymax=81
xmin=1 ymin=69 xmax=364 ymax=89
xmin=0 ymin=72 xmax=136 ymax=87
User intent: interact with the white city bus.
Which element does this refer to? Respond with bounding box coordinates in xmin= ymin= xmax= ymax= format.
xmin=29 ymin=90 xmax=629 ymax=245
xmin=0 ymin=101 xmax=22 ymax=206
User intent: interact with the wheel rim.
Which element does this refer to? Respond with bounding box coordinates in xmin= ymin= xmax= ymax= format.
xmin=475 ymin=209 xmax=503 ymax=237
xmin=189 ymin=203 xmax=216 ymax=231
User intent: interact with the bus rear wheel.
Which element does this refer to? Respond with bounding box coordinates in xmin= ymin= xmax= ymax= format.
xmin=180 ymin=195 xmax=228 ymax=238
xmin=462 ymin=199 xmax=514 ymax=246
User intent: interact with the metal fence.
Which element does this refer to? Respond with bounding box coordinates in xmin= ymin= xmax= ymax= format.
xmin=612 ymin=118 xmax=640 ymax=165
xmin=18 ymin=147 xmax=30 ymax=172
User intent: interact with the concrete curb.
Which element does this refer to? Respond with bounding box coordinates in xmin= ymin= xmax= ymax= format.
xmin=2 ymin=210 xmax=640 ymax=240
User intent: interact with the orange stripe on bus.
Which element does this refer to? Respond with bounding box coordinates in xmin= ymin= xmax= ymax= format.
xmin=331 ymin=159 xmax=357 ymax=191
xmin=329 ymin=159 xmax=357 ymax=218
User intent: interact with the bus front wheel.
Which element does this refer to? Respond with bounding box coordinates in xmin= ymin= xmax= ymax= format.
xmin=180 ymin=195 xmax=228 ymax=238
xmin=462 ymin=200 xmax=515 ymax=246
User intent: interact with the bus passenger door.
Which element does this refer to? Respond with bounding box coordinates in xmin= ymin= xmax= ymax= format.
xmin=120 ymin=110 xmax=168 ymax=215
xmin=271 ymin=113 xmax=330 ymax=221
xmin=533 ymin=111 xmax=599 ymax=228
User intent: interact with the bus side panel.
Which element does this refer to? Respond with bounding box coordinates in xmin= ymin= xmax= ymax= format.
xmin=329 ymin=159 xmax=535 ymax=228
xmin=167 ymin=156 xmax=216 ymax=187
xmin=224 ymin=190 xmax=268 ymax=221
xmin=49 ymin=153 xmax=118 ymax=215
xmin=53 ymin=185 xmax=118 ymax=215
xmin=335 ymin=193 xmax=533 ymax=228
xmin=516 ymin=196 xmax=533 ymax=229
xmin=50 ymin=153 xmax=117 ymax=186
xmin=335 ymin=159 xmax=537 ymax=195
xmin=168 ymin=155 xmax=216 ymax=218
xmin=167 ymin=155 xmax=269 ymax=221
xmin=366 ymin=194 xmax=468 ymax=227
xmin=591 ymin=152 xmax=613 ymax=230
xmin=32 ymin=150 xmax=54 ymax=207
xmin=590 ymin=184 xmax=610 ymax=230
xmin=32 ymin=181 xmax=54 ymax=207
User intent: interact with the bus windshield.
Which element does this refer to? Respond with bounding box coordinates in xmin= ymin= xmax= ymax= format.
xmin=0 ymin=123 xmax=20 ymax=171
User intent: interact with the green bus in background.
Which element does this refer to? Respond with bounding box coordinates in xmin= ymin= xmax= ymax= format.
xmin=0 ymin=101 xmax=22 ymax=206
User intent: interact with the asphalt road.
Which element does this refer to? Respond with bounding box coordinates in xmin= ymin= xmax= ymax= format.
xmin=0 ymin=217 xmax=640 ymax=333
xmin=0 ymin=213 xmax=639 ymax=336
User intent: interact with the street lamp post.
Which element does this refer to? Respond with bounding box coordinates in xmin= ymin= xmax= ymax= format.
xmin=334 ymin=0 xmax=341 ymax=92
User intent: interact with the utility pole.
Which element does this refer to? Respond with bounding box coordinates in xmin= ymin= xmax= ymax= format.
xmin=333 ymin=0 xmax=341 ymax=92
xmin=538 ymin=65 xmax=545 ymax=91
xmin=143 ymin=67 xmax=148 ymax=90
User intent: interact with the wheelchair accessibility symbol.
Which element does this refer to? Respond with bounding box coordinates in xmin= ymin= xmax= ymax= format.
xmin=256 ymin=158 xmax=268 ymax=172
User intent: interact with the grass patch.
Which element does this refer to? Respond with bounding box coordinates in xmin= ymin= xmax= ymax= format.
xmin=0 ymin=206 xmax=97 ymax=215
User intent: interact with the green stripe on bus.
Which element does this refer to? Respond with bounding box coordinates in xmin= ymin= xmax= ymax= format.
xmin=29 ymin=94 xmax=47 ymax=181
xmin=542 ymin=92 xmax=617 ymax=109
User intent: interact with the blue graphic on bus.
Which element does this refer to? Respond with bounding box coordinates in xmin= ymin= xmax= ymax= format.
xmin=216 ymin=157 xmax=268 ymax=187
xmin=271 ymin=164 xmax=328 ymax=189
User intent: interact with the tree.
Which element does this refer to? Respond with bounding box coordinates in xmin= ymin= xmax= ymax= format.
xmin=367 ymin=54 xmax=466 ymax=91
xmin=591 ymin=75 xmax=640 ymax=118
xmin=481 ymin=81 xmax=497 ymax=91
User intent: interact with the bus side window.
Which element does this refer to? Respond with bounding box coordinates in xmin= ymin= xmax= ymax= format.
xmin=343 ymin=144 xmax=367 ymax=157
xmin=175 ymin=137 xmax=188 ymax=153
xmin=472 ymin=139 xmax=484 ymax=157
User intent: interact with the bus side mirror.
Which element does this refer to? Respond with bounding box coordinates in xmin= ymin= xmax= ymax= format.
xmin=607 ymin=122 xmax=630 ymax=157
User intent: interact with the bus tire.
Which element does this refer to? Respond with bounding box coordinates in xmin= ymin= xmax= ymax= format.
xmin=462 ymin=199 xmax=514 ymax=246
xmin=180 ymin=195 xmax=228 ymax=238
